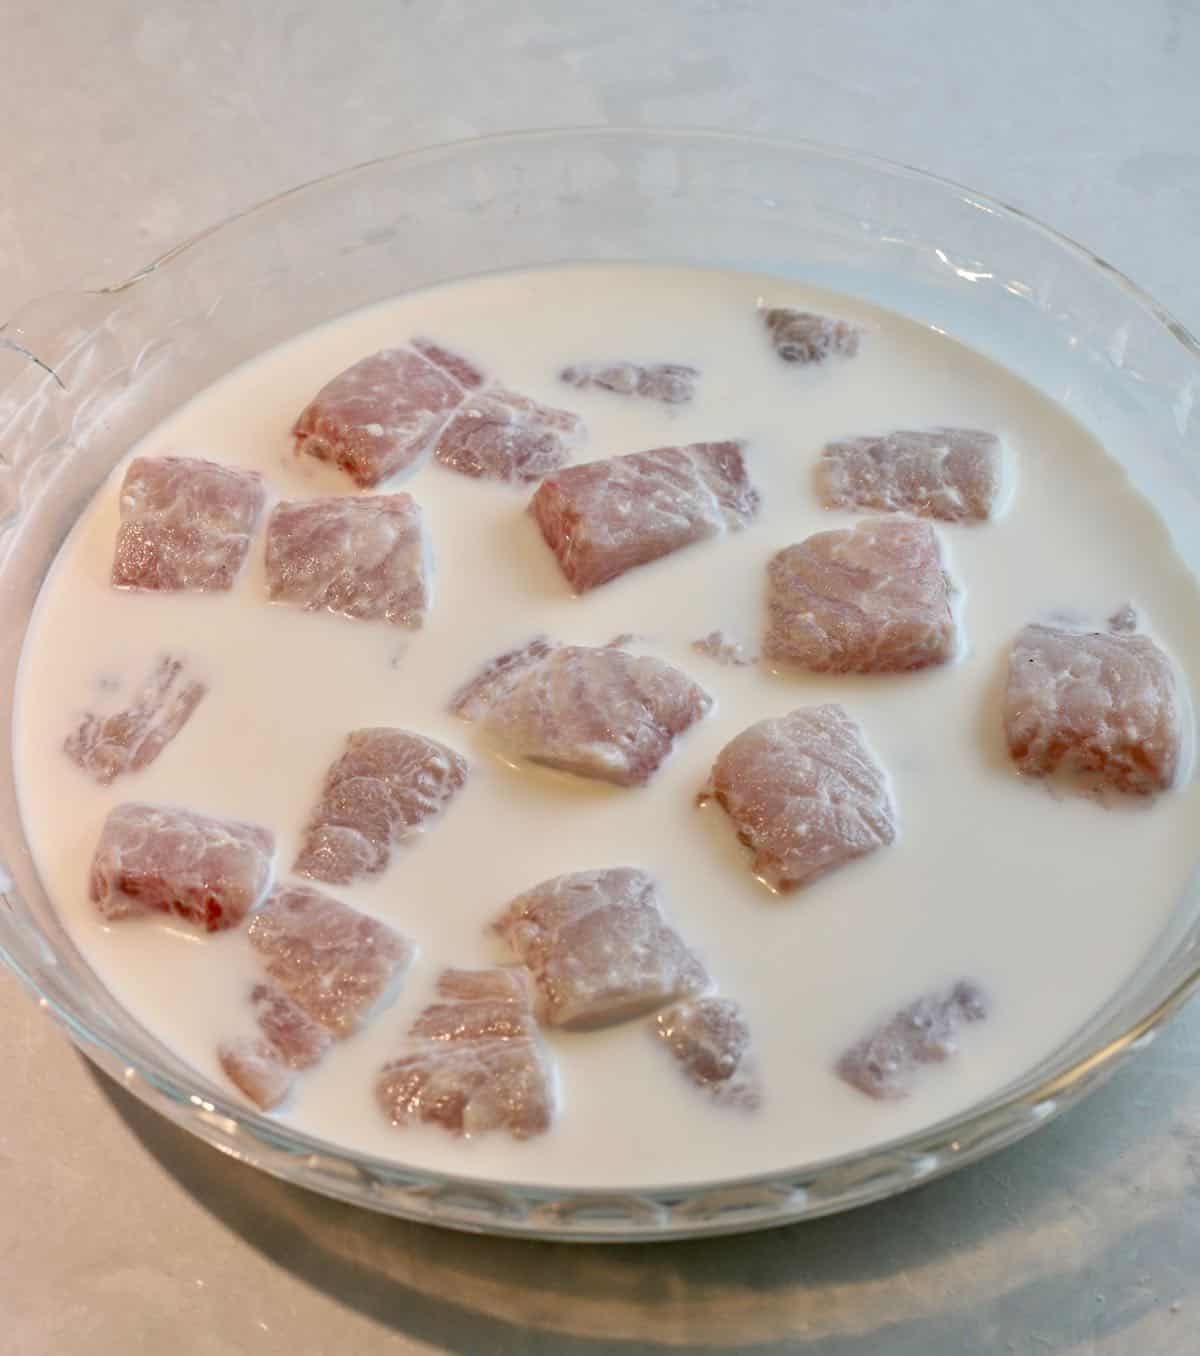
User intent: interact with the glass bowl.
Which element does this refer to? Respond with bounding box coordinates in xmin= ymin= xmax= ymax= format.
xmin=2 ymin=128 xmax=1199 ymax=1242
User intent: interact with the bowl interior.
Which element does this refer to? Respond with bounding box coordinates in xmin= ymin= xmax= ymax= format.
xmin=2 ymin=128 xmax=1199 ymax=1239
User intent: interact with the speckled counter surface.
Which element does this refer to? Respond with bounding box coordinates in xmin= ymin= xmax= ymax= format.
xmin=4 ymin=4 xmax=1200 ymax=1352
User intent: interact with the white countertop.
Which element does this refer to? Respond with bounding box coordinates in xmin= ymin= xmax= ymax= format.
xmin=4 ymin=3 xmax=1200 ymax=1352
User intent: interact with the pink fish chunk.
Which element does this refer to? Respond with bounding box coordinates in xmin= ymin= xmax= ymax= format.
xmin=434 ymin=386 xmax=585 ymax=484
xmin=817 ymin=427 xmax=1004 ymax=522
xmin=247 ymin=883 xmax=415 ymax=1037
xmin=265 ymin=493 xmax=429 ymax=628
xmin=494 ymin=867 xmax=710 ymax=1029
xmin=560 ymin=360 xmax=698 ymax=405
xmin=376 ymin=967 xmax=555 ymax=1139
xmin=1004 ymin=622 xmax=1183 ymax=794
xmin=451 ymin=639 xmax=711 ymax=787
xmin=218 ymin=1037 xmax=295 ymax=1110
xmin=89 ymin=802 xmax=274 ymax=931
xmin=111 ymin=456 xmax=265 ymax=592
xmin=293 ymin=341 xmax=482 ymax=488
xmin=294 ymin=728 xmax=469 ymax=884
xmin=64 ymin=655 xmax=206 ymax=785
xmin=653 ymin=996 xmax=760 ymax=1107
xmin=763 ymin=307 xmax=861 ymax=365
xmin=529 ymin=440 xmax=760 ymax=592
xmin=838 ymin=980 xmax=989 ymax=1099
xmin=218 ymin=983 xmax=333 ymax=1110
xmin=765 ymin=517 xmax=958 ymax=673
xmin=702 ymin=704 xmax=897 ymax=892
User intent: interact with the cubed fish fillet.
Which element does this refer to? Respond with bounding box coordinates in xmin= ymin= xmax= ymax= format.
xmin=434 ymin=386 xmax=585 ymax=483
xmin=838 ymin=981 xmax=989 ymax=1099
xmin=265 ymin=493 xmax=429 ymax=627
xmin=376 ymin=967 xmax=554 ymax=1138
xmin=89 ymin=802 xmax=274 ymax=931
xmin=529 ymin=440 xmax=759 ymax=592
xmin=111 ymin=456 xmax=265 ymax=591
xmin=817 ymin=427 xmax=1004 ymax=522
xmin=451 ymin=639 xmax=711 ymax=787
xmin=702 ymin=704 xmax=897 ymax=892
xmin=218 ymin=1037 xmax=295 ymax=1110
xmin=765 ymin=517 xmax=958 ymax=672
xmin=653 ymin=996 xmax=760 ymax=1106
xmin=217 ymin=983 xmax=334 ymax=1111
xmin=294 ymin=728 xmax=469 ymax=884
xmin=559 ymin=360 xmax=698 ymax=404
xmin=1004 ymin=622 xmax=1183 ymax=794
xmin=248 ymin=883 xmax=415 ymax=1037
xmin=763 ymin=307 xmax=861 ymax=364
xmin=293 ymin=341 xmax=482 ymax=487
xmin=494 ymin=867 xmax=709 ymax=1029
xmin=64 ymin=655 xmax=206 ymax=784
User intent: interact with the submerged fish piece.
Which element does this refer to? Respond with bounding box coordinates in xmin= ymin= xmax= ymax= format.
xmin=653 ymin=996 xmax=759 ymax=1106
xmin=64 ymin=655 xmax=206 ymax=784
xmin=529 ymin=440 xmax=759 ymax=592
xmin=691 ymin=630 xmax=755 ymax=667
xmin=293 ymin=341 xmax=482 ymax=488
xmin=89 ymin=802 xmax=274 ymax=932
xmin=218 ymin=1037 xmax=295 ymax=1111
xmin=559 ymin=360 xmax=699 ymax=405
xmin=376 ymin=966 xmax=554 ymax=1138
xmin=817 ymin=427 xmax=1005 ymax=522
xmin=451 ymin=639 xmax=711 ymax=787
xmin=763 ymin=307 xmax=861 ymax=365
xmin=434 ymin=386 xmax=585 ymax=483
xmin=765 ymin=517 xmax=958 ymax=673
xmin=265 ymin=493 xmax=429 ymax=627
xmin=248 ymin=883 xmax=415 ymax=1037
xmin=494 ymin=867 xmax=709 ymax=1029
xmin=1004 ymin=622 xmax=1183 ymax=794
xmin=217 ymin=982 xmax=335 ymax=1111
xmin=294 ymin=728 xmax=469 ymax=884
xmin=111 ymin=456 xmax=265 ymax=592
xmin=838 ymin=980 xmax=989 ymax=1100
xmin=702 ymin=704 xmax=896 ymax=892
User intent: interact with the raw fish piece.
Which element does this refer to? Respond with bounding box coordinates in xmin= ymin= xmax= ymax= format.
xmin=295 ymin=728 xmax=469 ymax=884
xmin=435 ymin=386 xmax=584 ymax=483
xmin=89 ymin=802 xmax=274 ymax=932
xmin=494 ymin=867 xmax=709 ymax=1029
xmin=653 ymin=996 xmax=759 ymax=1106
xmin=1004 ymin=622 xmax=1183 ymax=794
xmin=64 ymin=655 xmax=206 ymax=784
xmin=559 ymin=360 xmax=698 ymax=404
xmin=529 ymin=441 xmax=759 ymax=592
xmin=763 ymin=307 xmax=861 ymax=364
xmin=111 ymin=456 xmax=265 ymax=592
xmin=248 ymin=883 xmax=415 ymax=1037
xmin=218 ymin=1038 xmax=294 ymax=1110
xmin=451 ymin=639 xmax=711 ymax=787
xmin=837 ymin=981 xmax=989 ymax=1099
xmin=765 ymin=517 xmax=957 ymax=672
xmin=217 ymin=982 xmax=335 ymax=1110
xmin=817 ymin=427 xmax=1004 ymax=522
xmin=702 ymin=704 xmax=896 ymax=892
xmin=691 ymin=631 xmax=755 ymax=666
xmin=293 ymin=342 xmax=481 ymax=487
xmin=265 ymin=493 xmax=429 ymax=627
xmin=376 ymin=967 xmax=554 ymax=1138
xmin=247 ymin=982 xmax=333 ymax=1067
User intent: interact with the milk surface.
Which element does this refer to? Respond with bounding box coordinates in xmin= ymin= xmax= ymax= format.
xmin=14 ymin=263 xmax=1200 ymax=1189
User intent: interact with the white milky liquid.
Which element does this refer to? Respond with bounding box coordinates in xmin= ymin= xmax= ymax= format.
xmin=14 ymin=264 xmax=1200 ymax=1190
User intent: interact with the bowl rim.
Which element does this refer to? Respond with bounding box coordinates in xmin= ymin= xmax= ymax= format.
xmin=5 ymin=124 xmax=1200 ymax=1238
